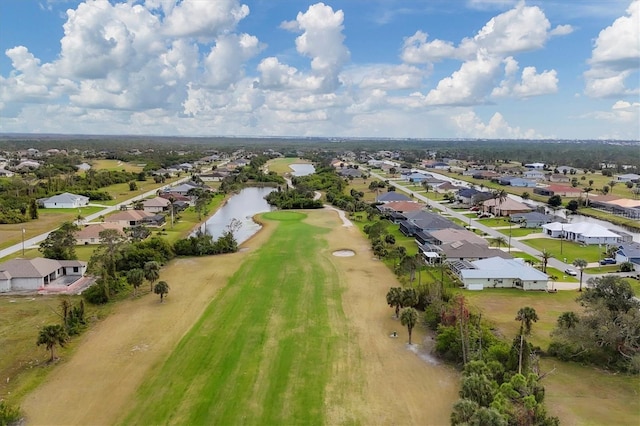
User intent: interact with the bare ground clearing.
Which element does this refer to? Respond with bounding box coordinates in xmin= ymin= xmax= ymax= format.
xmin=22 ymin=208 xmax=458 ymax=425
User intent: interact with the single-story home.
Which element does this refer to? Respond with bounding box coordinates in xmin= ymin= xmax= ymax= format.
xmin=510 ymin=212 xmax=556 ymax=228
xmin=615 ymin=242 xmax=640 ymax=267
xmin=523 ymin=170 xmax=546 ymax=180
xmin=376 ymin=192 xmax=412 ymax=203
xmin=0 ymin=258 xmax=87 ymax=293
xmin=399 ymin=211 xmax=463 ymax=238
xmin=420 ymin=241 xmax=512 ymax=264
xmin=455 ymin=257 xmax=548 ymax=291
xmin=0 ymin=169 xmax=14 ymax=177
xmin=499 ymin=177 xmax=537 ymax=187
xmin=482 ymin=198 xmax=532 ymax=216
xmin=456 ymin=188 xmax=493 ymax=207
xmin=616 ymin=173 xmax=640 ymax=183
xmin=74 ymin=223 xmax=126 ymax=245
xmin=105 ymin=210 xmax=158 ymax=228
xmin=39 ymin=192 xmax=90 ymax=209
xmin=524 ymin=163 xmax=545 ymax=169
xmin=141 ymin=197 xmax=171 ymax=213
xmin=533 ymin=185 xmax=582 ymax=198
xmin=548 ymin=174 xmax=570 ymax=183
xmin=541 ymin=222 xmax=622 ymax=245
xmin=404 ymin=172 xmax=431 ymax=183
xmin=424 ymin=228 xmax=488 ymax=246
xmin=200 ymin=171 xmax=229 ymax=182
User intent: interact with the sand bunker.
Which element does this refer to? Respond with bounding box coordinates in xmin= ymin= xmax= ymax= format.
xmin=332 ymin=249 xmax=355 ymax=257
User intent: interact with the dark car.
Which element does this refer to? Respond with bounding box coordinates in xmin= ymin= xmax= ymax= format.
xmin=599 ymin=258 xmax=616 ymax=265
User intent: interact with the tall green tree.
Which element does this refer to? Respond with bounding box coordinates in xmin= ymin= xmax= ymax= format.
xmin=144 ymin=261 xmax=161 ymax=292
xmin=127 ymin=268 xmax=145 ymax=297
xmin=39 ymin=221 xmax=78 ymax=260
xmin=400 ymin=307 xmax=418 ymax=344
xmin=515 ymin=307 xmax=539 ymax=336
xmin=37 ymin=324 xmax=68 ymax=362
xmin=386 ymin=287 xmax=403 ymax=318
xmin=572 ymin=258 xmax=588 ymax=292
xmin=540 ymin=249 xmax=552 ymax=273
xmin=154 ymin=281 xmax=170 ymax=303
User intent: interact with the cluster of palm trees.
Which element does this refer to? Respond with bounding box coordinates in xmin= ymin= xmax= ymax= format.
xmin=386 ymin=287 xmax=420 ymax=344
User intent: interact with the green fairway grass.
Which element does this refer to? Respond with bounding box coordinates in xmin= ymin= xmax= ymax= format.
xmin=120 ymin=210 xmax=355 ymax=425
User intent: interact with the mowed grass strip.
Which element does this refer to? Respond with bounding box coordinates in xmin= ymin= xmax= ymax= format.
xmin=121 ymin=211 xmax=347 ymax=425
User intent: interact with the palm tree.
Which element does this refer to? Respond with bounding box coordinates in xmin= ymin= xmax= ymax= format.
xmin=37 ymin=324 xmax=68 ymax=362
xmin=515 ymin=306 xmax=539 ymax=335
xmin=557 ymin=311 xmax=579 ymax=329
xmin=144 ymin=261 xmax=161 ymax=292
xmin=127 ymin=268 xmax=145 ymax=297
xmin=489 ymin=236 xmax=507 ymax=249
xmin=492 ymin=189 xmax=508 ymax=217
xmin=583 ymin=187 xmax=593 ymax=206
xmin=400 ymin=307 xmax=418 ymax=345
xmin=573 ymin=258 xmax=588 ymax=292
xmin=154 ymin=281 xmax=170 ymax=303
xmin=515 ymin=306 xmax=538 ymax=374
xmin=386 ymin=287 xmax=403 ymax=318
xmin=540 ymin=249 xmax=552 ymax=273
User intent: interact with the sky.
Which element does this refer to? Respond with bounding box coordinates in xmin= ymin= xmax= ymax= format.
xmin=0 ymin=0 xmax=638 ymax=140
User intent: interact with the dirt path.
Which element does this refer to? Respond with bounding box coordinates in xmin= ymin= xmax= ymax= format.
xmin=22 ymin=209 xmax=458 ymax=425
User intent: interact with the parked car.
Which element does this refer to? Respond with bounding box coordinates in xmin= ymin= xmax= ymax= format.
xmin=599 ymin=258 xmax=616 ymax=265
xmin=564 ymin=268 xmax=578 ymax=276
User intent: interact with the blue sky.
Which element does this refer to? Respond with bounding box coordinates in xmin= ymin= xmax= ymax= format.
xmin=0 ymin=0 xmax=638 ymax=139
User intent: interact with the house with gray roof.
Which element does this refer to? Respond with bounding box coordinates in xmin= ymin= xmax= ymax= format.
xmin=510 ymin=212 xmax=556 ymax=228
xmin=615 ymin=243 xmax=640 ymax=267
xmin=0 ymin=258 xmax=86 ymax=292
xmin=376 ymin=192 xmax=412 ymax=203
xmin=454 ymin=257 xmax=548 ymax=291
xmin=39 ymin=192 xmax=89 ymax=209
xmin=419 ymin=241 xmax=513 ymax=264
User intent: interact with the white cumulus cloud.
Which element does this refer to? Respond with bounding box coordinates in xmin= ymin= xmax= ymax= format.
xmin=585 ymin=0 xmax=640 ymax=97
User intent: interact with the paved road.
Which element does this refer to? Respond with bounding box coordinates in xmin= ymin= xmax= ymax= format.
xmin=367 ymin=171 xmax=639 ymax=287
xmin=0 ymin=176 xmax=193 ymax=260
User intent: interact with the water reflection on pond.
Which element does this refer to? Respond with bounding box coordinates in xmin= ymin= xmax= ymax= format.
xmin=289 ymin=163 xmax=315 ymax=176
xmin=197 ymin=187 xmax=276 ymax=245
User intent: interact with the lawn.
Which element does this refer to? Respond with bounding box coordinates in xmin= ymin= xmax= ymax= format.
xmin=498 ymin=227 xmax=542 ymax=237
xmin=461 ymin=287 xmax=640 ymax=425
xmin=119 ymin=211 xmax=350 ymax=425
xmin=521 ymin=238 xmax=603 ymax=263
xmin=0 ymin=295 xmax=111 ymax=404
xmin=90 ymin=159 xmax=144 ymax=173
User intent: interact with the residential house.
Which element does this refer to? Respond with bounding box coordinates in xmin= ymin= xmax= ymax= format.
xmin=200 ymin=171 xmax=229 ymax=182
xmin=548 ymin=174 xmax=570 ymax=183
xmin=39 ymin=192 xmax=89 ymax=209
xmin=75 ymin=162 xmax=91 ymax=171
xmin=435 ymin=182 xmax=463 ymax=193
xmin=158 ymin=192 xmax=192 ymax=205
xmin=509 ymin=212 xmax=556 ymax=228
xmin=615 ymin=243 xmax=640 ymax=268
xmin=454 ymin=257 xmax=548 ymax=291
xmin=423 ymin=228 xmax=488 ymax=246
xmin=524 ymin=162 xmax=545 ymax=169
xmin=0 ymin=169 xmax=15 ymax=177
xmin=105 ymin=210 xmax=157 ymax=228
xmin=399 ymin=211 xmax=462 ymax=240
xmin=419 ymin=241 xmax=513 ymax=264
xmin=499 ymin=176 xmax=537 ymax=187
xmin=541 ymin=222 xmax=622 ymax=245
xmin=472 ymin=170 xmax=501 ymax=180
xmin=523 ymin=170 xmax=546 ymax=180
xmin=482 ymin=198 xmax=532 ymax=216
xmin=404 ymin=172 xmax=431 ymax=183
xmin=376 ymin=192 xmax=413 ymax=203
xmin=456 ymin=188 xmax=493 ymax=207
xmin=141 ymin=197 xmax=171 ymax=213
xmin=616 ymin=173 xmax=640 ymax=183
xmin=377 ymin=201 xmax=423 ymax=221
xmin=15 ymin=160 xmax=41 ymax=170
xmin=587 ymin=196 xmax=640 ymax=219
xmin=338 ymin=168 xmax=363 ymax=178
xmin=75 ymin=223 xmax=126 ymax=245
xmin=0 ymin=258 xmax=86 ymax=293
xmin=533 ymin=185 xmax=582 ymax=198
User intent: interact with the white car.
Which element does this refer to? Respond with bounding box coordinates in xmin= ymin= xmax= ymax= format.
xmin=564 ymin=268 xmax=578 ymax=276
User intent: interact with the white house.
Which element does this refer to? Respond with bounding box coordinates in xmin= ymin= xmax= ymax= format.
xmin=524 ymin=162 xmax=545 ymax=169
xmin=457 ymin=257 xmax=548 ymax=291
xmin=523 ymin=170 xmax=546 ymax=180
xmin=39 ymin=192 xmax=90 ymax=209
xmin=0 ymin=258 xmax=86 ymax=293
xmin=616 ymin=173 xmax=640 ymax=183
xmin=542 ymin=222 xmax=621 ymax=245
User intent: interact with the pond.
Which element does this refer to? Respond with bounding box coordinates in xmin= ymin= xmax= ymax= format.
xmin=289 ymin=163 xmax=315 ymax=176
xmin=195 ymin=187 xmax=276 ymax=245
